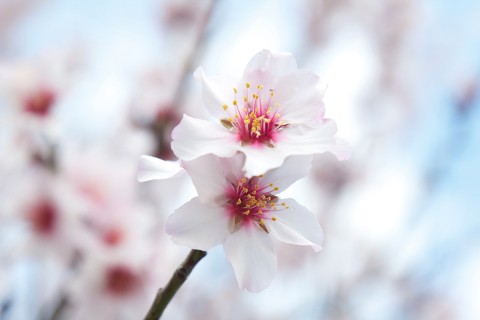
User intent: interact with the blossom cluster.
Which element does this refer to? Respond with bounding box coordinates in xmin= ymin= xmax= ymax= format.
xmin=0 ymin=51 xmax=180 ymax=320
xmin=138 ymin=49 xmax=349 ymax=292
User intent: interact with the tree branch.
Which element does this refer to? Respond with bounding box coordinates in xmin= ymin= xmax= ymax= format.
xmin=144 ymin=249 xmax=207 ymax=320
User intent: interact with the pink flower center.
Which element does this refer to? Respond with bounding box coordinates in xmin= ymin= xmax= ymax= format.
xmin=23 ymin=88 xmax=56 ymax=117
xmin=103 ymin=228 xmax=124 ymax=247
xmin=221 ymin=83 xmax=288 ymax=146
xmin=105 ymin=265 xmax=140 ymax=296
xmin=227 ymin=176 xmax=288 ymax=231
xmin=28 ymin=199 xmax=58 ymax=235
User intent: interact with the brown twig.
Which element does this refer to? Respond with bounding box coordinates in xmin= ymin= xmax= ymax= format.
xmin=144 ymin=249 xmax=207 ymax=320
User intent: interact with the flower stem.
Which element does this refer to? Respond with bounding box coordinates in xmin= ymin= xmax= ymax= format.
xmin=48 ymin=295 xmax=68 ymax=320
xmin=144 ymin=249 xmax=207 ymax=320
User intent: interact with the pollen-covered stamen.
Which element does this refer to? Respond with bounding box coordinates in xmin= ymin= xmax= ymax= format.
xmin=220 ymin=82 xmax=288 ymax=146
xmin=228 ymin=176 xmax=283 ymax=232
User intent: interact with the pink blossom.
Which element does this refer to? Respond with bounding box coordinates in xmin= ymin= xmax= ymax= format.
xmin=138 ymin=153 xmax=324 ymax=292
xmin=0 ymin=49 xmax=79 ymax=121
xmin=66 ymin=245 xmax=159 ymax=320
xmin=171 ymin=49 xmax=350 ymax=176
xmin=59 ymin=146 xmax=161 ymax=253
xmin=0 ymin=168 xmax=88 ymax=265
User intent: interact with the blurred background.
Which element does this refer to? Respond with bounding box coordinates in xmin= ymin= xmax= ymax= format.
xmin=0 ymin=0 xmax=479 ymax=319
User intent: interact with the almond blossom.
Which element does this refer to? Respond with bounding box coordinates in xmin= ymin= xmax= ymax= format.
xmin=2 ymin=169 xmax=87 ymax=263
xmin=66 ymin=243 xmax=160 ymax=320
xmin=171 ymin=49 xmax=350 ymax=176
xmin=0 ymin=49 xmax=79 ymax=121
xmin=138 ymin=153 xmax=324 ymax=292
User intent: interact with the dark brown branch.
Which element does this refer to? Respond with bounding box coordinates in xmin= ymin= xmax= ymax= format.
xmin=144 ymin=249 xmax=207 ymax=320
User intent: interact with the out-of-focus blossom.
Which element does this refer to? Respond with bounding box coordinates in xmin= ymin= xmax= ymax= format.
xmin=172 ymin=49 xmax=349 ymax=176
xmin=0 ymin=50 xmax=79 ymax=121
xmin=129 ymin=69 xmax=182 ymax=160
xmin=138 ymin=153 xmax=324 ymax=292
xmin=36 ymin=146 xmax=170 ymax=319
xmin=2 ymin=169 xmax=87 ymax=265
xmin=129 ymin=69 xmax=179 ymax=124
xmin=66 ymin=245 xmax=159 ymax=320
xmin=0 ymin=50 xmax=81 ymax=173
xmin=60 ymin=147 xmax=137 ymax=214
xmin=59 ymin=146 xmax=158 ymax=251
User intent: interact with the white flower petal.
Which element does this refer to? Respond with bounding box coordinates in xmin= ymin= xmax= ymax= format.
xmin=260 ymin=155 xmax=313 ymax=193
xmin=166 ymin=198 xmax=230 ymax=251
xmin=223 ymin=223 xmax=277 ymax=292
xmin=171 ymin=114 xmax=238 ymax=161
xmin=217 ymin=152 xmax=246 ymax=184
xmin=243 ymin=49 xmax=297 ymax=79
xmin=241 ymin=50 xmax=296 ymax=94
xmin=241 ymin=146 xmax=288 ymax=177
xmin=182 ymin=155 xmax=230 ymax=204
xmin=274 ymin=69 xmax=326 ymax=123
xmin=240 ymin=147 xmax=313 ymax=180
xmin=280 ymin=120 xmax=349 ymax=160
xmin=193 ymin=67 xmax=236 ymax=119
xmin=137 ymin=155 xmax=184 ymax=182
xmin=264 ymin=198 xmax=324 ymax=252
